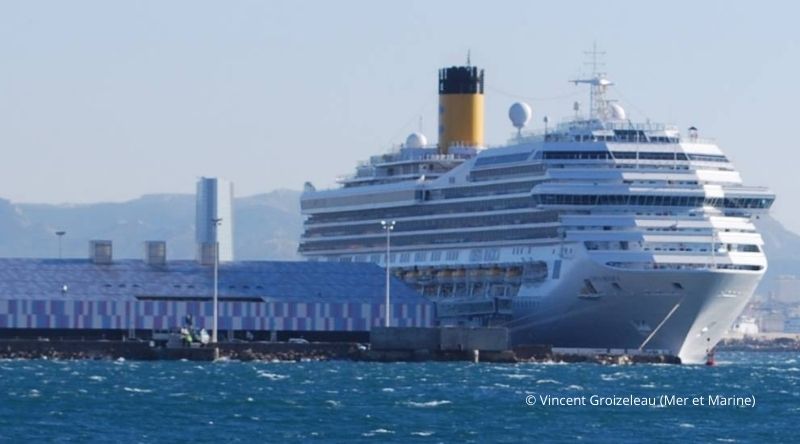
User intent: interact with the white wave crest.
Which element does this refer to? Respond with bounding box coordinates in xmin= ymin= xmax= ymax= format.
xmin=123 ymin=387 xmax=153 ymax=393
xmin=404 ymin=400 xmax=452 ymax=408
xmin=257 ymin=371 xmax=289 ymax=381
xmin=536 ymin=379 xmax=560 ymax=384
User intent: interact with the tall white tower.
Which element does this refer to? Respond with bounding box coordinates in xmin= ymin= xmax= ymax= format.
xmin=196 ymin=177 xmax=234 ymax=264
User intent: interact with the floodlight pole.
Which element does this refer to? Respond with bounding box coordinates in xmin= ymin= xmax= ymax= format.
xmin=212 ymin=217 xmax=223 ymax=344
xmin=381 ymin=220 xmax=396 ymax=327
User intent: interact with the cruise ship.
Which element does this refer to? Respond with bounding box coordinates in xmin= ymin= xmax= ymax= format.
xmin=298 ymin=60 xmax=775 ymax=363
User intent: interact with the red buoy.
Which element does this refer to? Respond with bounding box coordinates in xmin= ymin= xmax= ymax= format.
xmin=705 ymin=349 xmax=715 ymax=366
xmin=704 ymin=337 xmax=715 ymax=366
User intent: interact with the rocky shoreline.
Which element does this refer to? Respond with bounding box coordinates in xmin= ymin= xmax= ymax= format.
xmin=0 ymin=339 xmax=681 ymax=364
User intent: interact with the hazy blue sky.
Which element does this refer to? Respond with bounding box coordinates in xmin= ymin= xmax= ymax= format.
xmin=1 ymin=1 xmax=798 ymax=229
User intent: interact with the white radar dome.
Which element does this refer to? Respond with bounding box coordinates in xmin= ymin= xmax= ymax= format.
xmin=609 ymin=102 xmax=626 ymax=120
xmin=509 ymin=102 xmax=532 ymax=130
xmin=405 ymin=132 xmax=427 ymax=148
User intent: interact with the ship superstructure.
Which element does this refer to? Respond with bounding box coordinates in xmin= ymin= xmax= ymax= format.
xmin=299 ymin=59 xmax=774 ymax=363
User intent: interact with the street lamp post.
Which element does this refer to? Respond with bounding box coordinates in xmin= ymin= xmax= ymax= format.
xmin=380 ymin=220 xmax=396 ymax=327
xmin=55 ymin=231 xmax=66 ymax=259
xmin=211 ymin=218 xmax=223 ymax=344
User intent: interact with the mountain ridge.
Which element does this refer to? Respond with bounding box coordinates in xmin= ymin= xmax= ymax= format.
xmin=0 ymin=190 xmax=303 ymax=261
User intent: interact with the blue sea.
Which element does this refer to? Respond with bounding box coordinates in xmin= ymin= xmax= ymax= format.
xmin=0 ymin=351 xmax=797 ymax=443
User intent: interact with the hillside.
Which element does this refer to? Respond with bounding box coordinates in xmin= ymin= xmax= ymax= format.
xmin=0 ymin=190 xmax=303 ymax=261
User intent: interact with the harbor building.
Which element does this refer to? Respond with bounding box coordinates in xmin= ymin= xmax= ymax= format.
xmin=0 ymin=242 xmax=433 ymax=341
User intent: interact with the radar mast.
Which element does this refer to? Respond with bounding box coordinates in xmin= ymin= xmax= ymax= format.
xmin=570 ymin=43 xmax=613 ymax=121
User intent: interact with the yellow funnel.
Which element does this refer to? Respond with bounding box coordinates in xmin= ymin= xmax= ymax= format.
xmin=438 ymin=65 xmax=484 ymax=154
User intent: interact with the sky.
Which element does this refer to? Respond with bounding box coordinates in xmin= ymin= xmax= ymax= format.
xmin=1 ymin=1 xmax=799 ymax=230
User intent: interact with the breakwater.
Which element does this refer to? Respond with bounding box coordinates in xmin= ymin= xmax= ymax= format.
xmin=0 ymin=339 xmax=679 ymax=364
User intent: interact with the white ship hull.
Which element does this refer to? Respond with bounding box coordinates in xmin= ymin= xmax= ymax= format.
xmin=508 ymin=248 xmax=762 ymax=363
xmin=315 ymin=241 xmax=763 ymax=363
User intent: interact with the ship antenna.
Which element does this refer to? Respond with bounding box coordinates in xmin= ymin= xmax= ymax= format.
xmin=466 ymin=49 xmax=471 ymax=67
xmin=570 ymin=42 xmax=612 ymax=121
xmin=584 ymin=42 xmax=606 ymax=120
xmin=585 ymin=41 xmax=605 ymax=78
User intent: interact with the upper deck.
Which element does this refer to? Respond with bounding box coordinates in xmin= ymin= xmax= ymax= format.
xmin=537 ymin=119 xmax=683 ymax=144
xmin=337 ymin=146 xmax=477 ymax=188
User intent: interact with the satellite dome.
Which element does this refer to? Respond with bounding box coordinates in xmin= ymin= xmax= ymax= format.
xmin=609 ymin=103 xmax=626 ymax=120
xmin=508 ymin=102 xmax=532 ymax=130
xmin=405 ymin=132 xmax=427 ymax=148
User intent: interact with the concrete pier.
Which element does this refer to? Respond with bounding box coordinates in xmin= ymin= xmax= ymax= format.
xmin=364 ymin=327 xmax=680 ymax=364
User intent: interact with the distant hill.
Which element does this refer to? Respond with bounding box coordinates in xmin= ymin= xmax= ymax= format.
xmin=755 ymin=215 xmax=800 ymax=293
xmin=0 ymin=192 xmax=798 ymax=294
xmin=0 ymin=190 xmax=303 ymax=261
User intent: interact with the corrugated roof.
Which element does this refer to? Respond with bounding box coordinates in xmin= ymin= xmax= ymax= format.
xmin=0 ymin=259 xmax=425 ymax=303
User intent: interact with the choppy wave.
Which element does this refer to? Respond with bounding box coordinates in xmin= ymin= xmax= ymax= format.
xmin=362 ymin=428 xmax=395 ymax=437
xmin=0 ymin=351 xmax=797 ymax=442
xmin=256 ymin=371 xmax=289 ymax=381
xmin=536 ymin=378 xmax=560 ymax=384
xmin=122 ymin=387 xmax=152 ymax=394
xmin=404 ymin=400 xmax=452 ymax=408
xmin=411 ymin=431 xmax=435 ymax=436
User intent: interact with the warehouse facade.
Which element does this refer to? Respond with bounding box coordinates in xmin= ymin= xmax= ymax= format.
xmin=0 ymin=257 xmax=433 ymax=341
